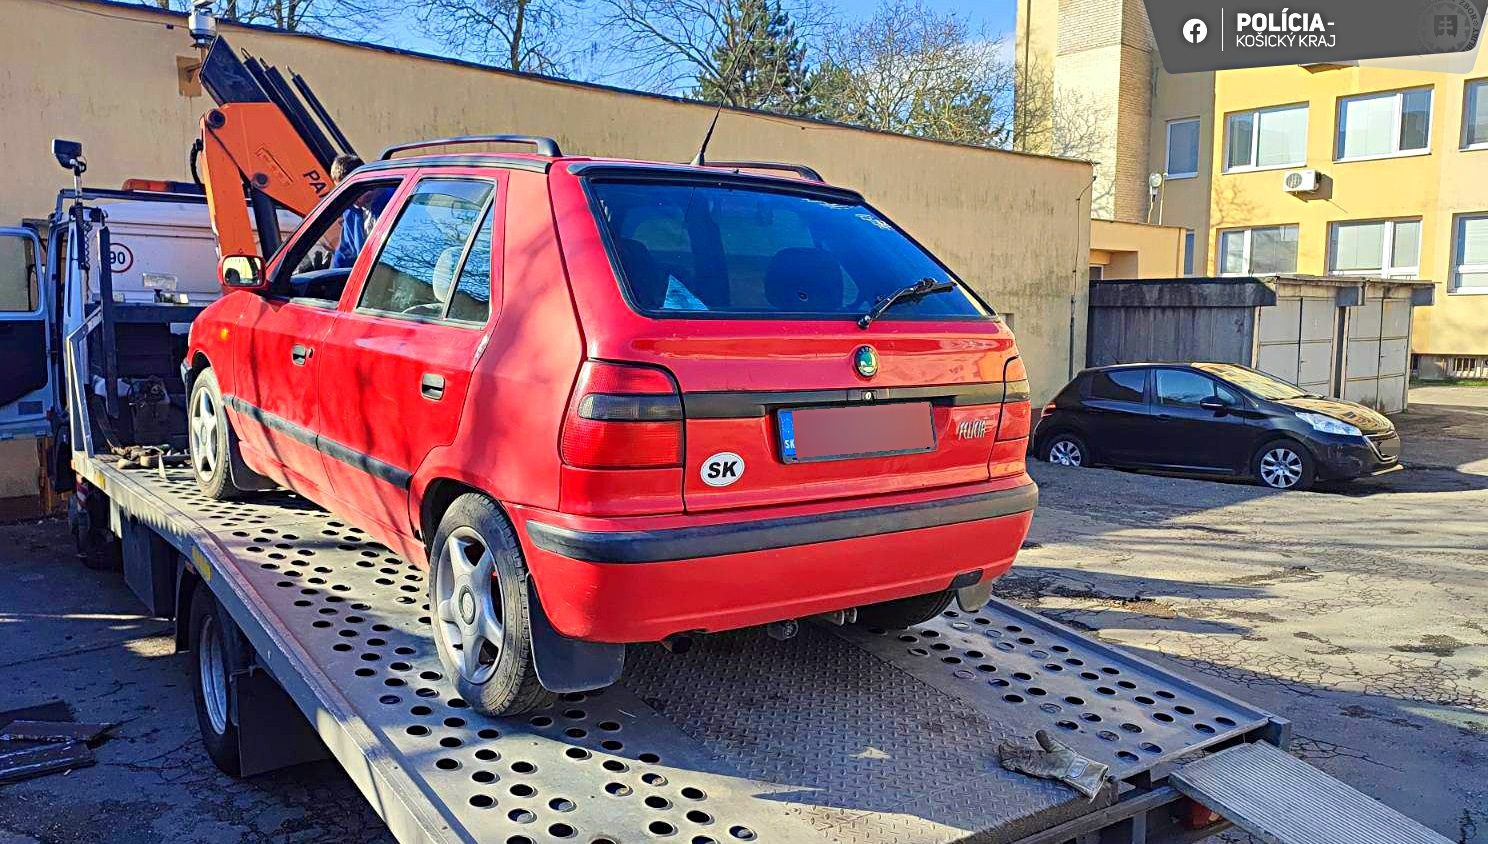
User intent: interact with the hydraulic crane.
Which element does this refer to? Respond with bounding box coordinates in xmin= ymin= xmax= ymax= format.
xmin=194 ymin=33 xmax=359 ymax=261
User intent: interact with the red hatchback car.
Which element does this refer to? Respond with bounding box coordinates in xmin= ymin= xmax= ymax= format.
xmin=186 ymin=137 xmax=1037 ymax=714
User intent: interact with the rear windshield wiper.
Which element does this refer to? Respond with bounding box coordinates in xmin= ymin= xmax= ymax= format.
xmin=857 ymin=277 xmax=957 ymax=329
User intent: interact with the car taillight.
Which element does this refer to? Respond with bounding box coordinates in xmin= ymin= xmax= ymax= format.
xmin=560 ymin=361 xmax=683 ymax=469
xmin=997 ymin=357 xmax=1031 ymax=441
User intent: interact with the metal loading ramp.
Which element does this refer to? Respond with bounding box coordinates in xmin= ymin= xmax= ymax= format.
xmin=1171 ymin=742 xmax=1452 ymax=844
xmin=95 ymin=461 xmax=1389 ymax=844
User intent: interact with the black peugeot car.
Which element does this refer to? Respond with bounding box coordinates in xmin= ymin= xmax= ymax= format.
xmin=1033 ymin=362 xmax=1402 ymax=490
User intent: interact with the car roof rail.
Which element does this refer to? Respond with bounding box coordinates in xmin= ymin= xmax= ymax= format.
xmin=378 ymin=134 xmax=563 ymax=161
xmin=698 ymin=160 xmax=823 ymax=181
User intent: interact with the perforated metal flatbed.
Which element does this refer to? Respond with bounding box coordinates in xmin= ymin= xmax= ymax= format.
xmin=85 ymin=460 xmax=1280 ymax=844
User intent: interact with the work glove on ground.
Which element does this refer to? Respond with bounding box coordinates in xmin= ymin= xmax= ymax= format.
xmin=998 ymin=729 xmax=1111 ymax=800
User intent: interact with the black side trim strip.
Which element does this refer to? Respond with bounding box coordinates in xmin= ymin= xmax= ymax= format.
xmin=526 ymin=482 xmax=1038 ymax=564
xmin=224 ymin=395 xmax=412 ymax=490
xmin=684 ymin=383 xmax=1008 ymax=419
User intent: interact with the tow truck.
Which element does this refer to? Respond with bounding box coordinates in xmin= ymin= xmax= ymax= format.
xmin=0 ymin=16 xmax=1452 ymax=844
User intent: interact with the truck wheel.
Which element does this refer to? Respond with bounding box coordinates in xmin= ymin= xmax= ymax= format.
xmin=856 ymin=590 xmax=954 ymax=630
xmin=190 ymin=580 xmax=253 ymax=777
xmin=188 ymin=368 xmax=248 ymax=500
xmin=428 ymin=494 xmax=556 ymax=716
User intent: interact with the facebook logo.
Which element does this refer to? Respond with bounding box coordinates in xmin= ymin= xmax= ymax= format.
xmin=1183 ymin=18 xmax=1209 ymax=44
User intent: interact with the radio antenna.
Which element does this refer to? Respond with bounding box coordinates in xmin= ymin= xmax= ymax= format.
xmin=689 ymin=107 xmax=723 ymax=167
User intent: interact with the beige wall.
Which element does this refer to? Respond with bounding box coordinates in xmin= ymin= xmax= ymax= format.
xmin=0 ymin=0 xmax=1092 ymax=416
xmin=1090 ymin=219 xmax=1185 ymax=277
xmin=1147 ymin=72 xmax=1216 ymax=274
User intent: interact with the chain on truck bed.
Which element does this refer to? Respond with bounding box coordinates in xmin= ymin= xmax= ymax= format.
xmin=94 ymin=463 xmax=1274 ymax=844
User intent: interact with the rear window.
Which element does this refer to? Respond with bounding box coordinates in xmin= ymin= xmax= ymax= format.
xmin=1089 ymin=369 xmax=1146 ymax=402
xmin=588 ymin=180 xmax=989 ymax=320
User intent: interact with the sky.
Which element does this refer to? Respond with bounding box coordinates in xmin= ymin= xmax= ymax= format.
xmin=364 ymin=0 xmax=1018 ymax=91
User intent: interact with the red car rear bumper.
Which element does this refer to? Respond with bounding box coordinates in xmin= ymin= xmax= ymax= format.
xmin=508 ymin=477 xmax=1037 ymax=643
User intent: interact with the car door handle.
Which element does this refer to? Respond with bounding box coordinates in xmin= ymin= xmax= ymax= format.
xmin=1156 ymin=413 xmax=1174 ymax=420
xmin=420 ymin=373 xmax=446 ymax=401
xmin=290 ymin=344 xmax=313 ymax=366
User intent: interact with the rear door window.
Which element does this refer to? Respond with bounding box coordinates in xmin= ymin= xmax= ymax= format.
xmin=359 ymin=179 xmax=494 ymax=321
xmin=588 ymin=179 xmax=988 ymax=320
xmin=1089 ymin=369 xmax=1146 ymax=402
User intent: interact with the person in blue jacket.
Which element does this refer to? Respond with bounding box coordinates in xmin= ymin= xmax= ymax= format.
xmin=329 ymin=155 xmax=391 ymax=269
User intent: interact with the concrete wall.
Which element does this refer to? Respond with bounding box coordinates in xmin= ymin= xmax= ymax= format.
xmin=0 ymin=0 xmax=1094 ymax=507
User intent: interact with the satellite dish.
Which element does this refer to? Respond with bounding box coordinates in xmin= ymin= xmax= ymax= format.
xmin=1148 ymin=172 xmax=1164 ymax=189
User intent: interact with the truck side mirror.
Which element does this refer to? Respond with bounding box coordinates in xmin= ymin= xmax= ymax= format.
xmin=53 ymin=139 xmax=85 ymax=173
xmin=218 ymin=255 xmax=266 ymax=290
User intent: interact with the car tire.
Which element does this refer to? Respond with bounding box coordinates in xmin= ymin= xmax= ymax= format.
xmin=855 ymin=589 xmax=954 ymax=630
xmin=1043 ymin=433 xmax=1088 ymax=467
xmin=190 ymin=579 xmax=253 ymax=777
xmin=1253 ymin=439 xmax=1315 ymax=491
xmin=428 ymin=494 xmax=556 ymax=716
xmin=188 ymin=368 xmax=249 ymax=500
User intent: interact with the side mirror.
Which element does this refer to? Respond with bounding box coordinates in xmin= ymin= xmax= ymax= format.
xmin=1198 ymin=396 xmax=1228 ymax=412
xmin=218 ymin=255 xmax=266 ymax=290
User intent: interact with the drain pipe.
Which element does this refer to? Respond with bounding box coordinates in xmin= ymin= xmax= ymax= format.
xmin=1071 ymin=173 xmax=1096 ymax=379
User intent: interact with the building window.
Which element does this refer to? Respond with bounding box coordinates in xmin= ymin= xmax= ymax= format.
xmin=1218 ymin=225 xmax=1299 ymax=275
xmin=1336 ymin=88 xmax=1432 ymax=160
xmin=1089 ymin=265 xmax=1104 ymax=281
xmin=1224 ymin=104 xmax=1308 ymax=171
xmin=1452 ymin=213 xmax=1488 ymax=293
xmin=1183 ymin=229 xmax=1195 ymax=275
xmin=1328 ymin=219 xmax=1421 ymax=278
xmin=1166 ymin=118 xmax=1200 ymax=178
xmin=1463 ymin=79 xmax=1488 ymax=149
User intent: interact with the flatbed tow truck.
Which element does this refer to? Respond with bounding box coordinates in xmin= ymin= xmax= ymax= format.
xmin=1 ymin=18 xmax=1453 ymax=844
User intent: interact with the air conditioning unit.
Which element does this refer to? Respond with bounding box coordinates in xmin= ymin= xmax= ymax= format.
xmin=1283 ymin=169 xmax=1320 ymax=193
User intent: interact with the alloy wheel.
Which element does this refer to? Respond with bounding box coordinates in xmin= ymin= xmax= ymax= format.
xmin=434 ymin=527 xmax=505 ymax=684
xmin=1049 ymin=439 xmax=1083 ymax=467
xmin=191 ymin=389 xmax=219 ymax=481
xmin=1259 ymin=447 xmax=1303 ymax=489
xmin=198 ymin=614 xmax=229 ymax=735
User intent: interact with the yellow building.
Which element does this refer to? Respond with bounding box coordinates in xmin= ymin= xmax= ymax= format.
xmin=1019 ymin=0 xmax=1488 ymax=379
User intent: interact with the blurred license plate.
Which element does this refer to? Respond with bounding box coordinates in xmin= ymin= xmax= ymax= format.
xmin=779 ymin=402 xmax=935 ymax=463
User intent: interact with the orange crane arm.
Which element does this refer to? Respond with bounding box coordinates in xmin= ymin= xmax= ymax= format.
xmin=199 ymin=102 xmax=333 ymax=260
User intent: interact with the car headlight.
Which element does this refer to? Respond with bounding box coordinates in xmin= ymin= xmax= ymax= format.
xmin=1295 ymin=411 xmax=1361 ymax=437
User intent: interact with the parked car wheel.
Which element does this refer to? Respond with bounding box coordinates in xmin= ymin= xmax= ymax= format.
xmin=1254 ymin=440 xmax=1315 ymax=491
xmin=189 ymin=368 xmax=249 ymax=500
xmin=190 ymin=579 xmax=253 ymax=777
xmin=429 ymin=494 xmax=556 ymax=716
xmin=856 ymin=589 xmax=954 ymax=629
xmin=1044 ymin=433 xmax=1088 ymax=467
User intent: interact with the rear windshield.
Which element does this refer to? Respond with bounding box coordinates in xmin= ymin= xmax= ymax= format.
xmin=588 ymin=180 xmax=989 ymax=320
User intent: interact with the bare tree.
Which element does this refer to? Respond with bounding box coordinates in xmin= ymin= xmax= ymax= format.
xmin=810 ymin=1 xmax=1016 ymax=146
xmin=155 ymin=0 xmax=386 ymax=35
xmin=591 ymin=0 xmax=822 ymax=109
xmin=414 ymin=0 xmax=572 ymax=73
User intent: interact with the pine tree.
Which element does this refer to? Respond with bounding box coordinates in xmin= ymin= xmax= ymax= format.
xmin=695 ymin=0 xmax=813 ymax=114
